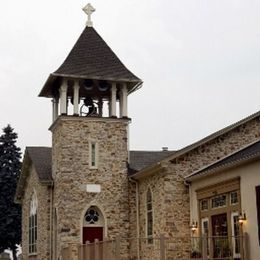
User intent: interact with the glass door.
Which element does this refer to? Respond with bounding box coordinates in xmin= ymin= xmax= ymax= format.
xmin=211 ymin=213 xmax=229 ymax=258
xmin=231 ymin=212 xmax=241 ymax=259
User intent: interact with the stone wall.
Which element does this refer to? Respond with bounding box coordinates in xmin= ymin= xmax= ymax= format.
xmin=51 ymin=116 xmax=130 ymax=259
xmin=134 ymin=116 xmax=260 ymax=259
xmin=21 ymin=164 xmax=51 ymax=259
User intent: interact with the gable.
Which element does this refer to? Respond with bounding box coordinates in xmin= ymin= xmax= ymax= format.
xmin=15 ymin=147 xmax=53 ymax=202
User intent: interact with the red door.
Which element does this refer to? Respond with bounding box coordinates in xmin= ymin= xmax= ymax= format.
xmin=83 ymin=227 xmax=103 ymax=243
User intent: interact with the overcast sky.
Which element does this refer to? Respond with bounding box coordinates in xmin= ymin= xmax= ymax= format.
xmin=1 ymin=0 xmax=260 ymax=153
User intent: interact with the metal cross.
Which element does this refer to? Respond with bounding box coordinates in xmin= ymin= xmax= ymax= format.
xmin=83 ymin=3 xmax=96 ymax=27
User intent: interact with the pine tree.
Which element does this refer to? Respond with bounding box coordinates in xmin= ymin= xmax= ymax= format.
xmin=0 ymin=125 xmax=21 ymax=260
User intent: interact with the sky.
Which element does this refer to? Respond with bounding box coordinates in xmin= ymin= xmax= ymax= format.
xmin=1 ymin=0 xmax=260 ymax=153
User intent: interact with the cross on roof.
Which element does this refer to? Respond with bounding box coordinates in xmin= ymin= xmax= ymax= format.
xmin=83 ymin=3 xmax=96 ymax=27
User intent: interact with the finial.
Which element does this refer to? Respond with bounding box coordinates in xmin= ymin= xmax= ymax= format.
xmin=83 ymin=3 xmax=96 ymax=27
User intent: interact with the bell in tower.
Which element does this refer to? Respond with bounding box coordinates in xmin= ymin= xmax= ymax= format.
xmin=39 ymin=3 xmax=142 ymax=122
xmin=37 ymin=4 xmax=143 ymax=260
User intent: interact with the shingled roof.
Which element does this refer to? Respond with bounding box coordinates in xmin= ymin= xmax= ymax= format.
xmin=129 ymin=150 xmax=175 ymax=175
xmin=39 ymin=26 xmax=142 ymax=97
xmin=18 ymin=147 xmax=174 ymax=182
xmin=26 ymin=147 xmax=52 ymax=181
xmin=15 ymin=147 xmax=52 ymax=202
xmin=186 ymin=140 xmax=260 ymax=181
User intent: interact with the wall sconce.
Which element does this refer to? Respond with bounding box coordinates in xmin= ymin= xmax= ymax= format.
xmin=239 ymin=212 xmax=247 ymax=225
xmin=190 ymin=221 xmax=198 ymax=233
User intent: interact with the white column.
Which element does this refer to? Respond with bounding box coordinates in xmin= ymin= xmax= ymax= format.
xmin=98 ymin=98 xmax=103 ymax=117
xmin=60 ymin=80 xmax=68 ymax=115
xmin=119 ymin=90 xmax=123 ymax=118
xmin=52 ymin=98 xmax=59 ymax=122
xmin=110 ymin=82 xmax=117 ymax=117
xmin=122 ymin=83 xmax=128 ymax=117
xmin=73 ymin=80 xmax=80 ymax=115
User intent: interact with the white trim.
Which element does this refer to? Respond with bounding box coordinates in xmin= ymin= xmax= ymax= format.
xmin=231 ymin=212 xmax=241 ymax=258
xmin=201 ymin=217 xmax=209 ymax=235
xmin=121 ymin=83 xmax=128 ymax=117
xmin=59 ymin=79 xmax=68 ymax=115
xmin=110 ymin=82 xmax=117 ymax=117
xmin=73 ymin=80 xmax=80 ymax=115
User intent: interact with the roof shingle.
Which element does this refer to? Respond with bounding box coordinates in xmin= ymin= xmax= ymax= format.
xmin=39 ymin=26 xmax=142 ymax=97
xmin=26 ymin=147 xmax=52 ymax=181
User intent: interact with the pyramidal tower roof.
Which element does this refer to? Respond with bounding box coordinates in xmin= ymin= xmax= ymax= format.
xmin=39 ymin=4 xmax=142 ymax=97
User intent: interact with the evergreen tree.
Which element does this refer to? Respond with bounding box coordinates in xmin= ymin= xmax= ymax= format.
xmin=0 ymin=125 xmax=21 ymax=260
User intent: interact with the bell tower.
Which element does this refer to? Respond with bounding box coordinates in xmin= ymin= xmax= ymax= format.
xmin=39 ymin=4 xmax=142 ymax=259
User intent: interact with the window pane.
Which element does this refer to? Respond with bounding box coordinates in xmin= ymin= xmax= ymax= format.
xmin=146 ymin=189 xmax=153 ymax=242
xmin=200 ymin=199 xmax=208 ymax=211
xmin=91 ymin=143 xmax=96 ymax=166
xmin=212 ymin=195 xmax=226 ymax=208
xmin=230 ymin=191 xmax=238 ymax=205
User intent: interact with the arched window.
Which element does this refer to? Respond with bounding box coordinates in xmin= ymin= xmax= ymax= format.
xmin=146 ymin=188 xmax=153 ymax=243
xmin=82 ymin=206 xmax=105 ymax=243
xmin=29 ymin=192 xmax=37 ymax=254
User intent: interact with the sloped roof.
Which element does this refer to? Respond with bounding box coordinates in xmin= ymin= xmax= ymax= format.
xmin=129 ymin=151 xmax=175 ymax=174
xmin=18 ymin=147 xmax=174 ymax=181
xmin=186 ymin=140 xmax=260 ymax=181
xmin=39 ymin=26 xmax=142 ymax=97
xmin=26 ymin=147 xmax=52 ymax=181
xmin=15 ymin=147 xmax=52 ymax=203
xmin=129 ymin=110 xmax=260 ymax=179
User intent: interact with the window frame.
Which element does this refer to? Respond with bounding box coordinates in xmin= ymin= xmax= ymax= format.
xmin=29 ymin=192 xmax=38 ymax=255
xmin=146 ymin=188 xmax=153 ymax=244
xmin=255 ymin=185 xmax=260 ymax=245
xmin=89 ymin=141 xmax=98 ymax=169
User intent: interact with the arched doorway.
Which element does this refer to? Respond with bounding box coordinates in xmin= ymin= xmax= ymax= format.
xmin=82 ymin=206 xmax=104 ymax=243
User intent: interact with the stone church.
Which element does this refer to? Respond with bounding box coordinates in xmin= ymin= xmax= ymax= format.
xmin=15 ymin=4 xmax=260 ymax=260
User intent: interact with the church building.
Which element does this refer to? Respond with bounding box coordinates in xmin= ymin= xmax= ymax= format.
xmin=15 ymin=4 xmax=260 ymax=260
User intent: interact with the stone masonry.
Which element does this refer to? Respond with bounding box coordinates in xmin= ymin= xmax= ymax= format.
xmin=50 ymin=116 xmax=130 ymax=260
xmin=21 ymin=164 xmax=51 ymax=260
xmin=131 ymin=116 xmax=260 ymax=260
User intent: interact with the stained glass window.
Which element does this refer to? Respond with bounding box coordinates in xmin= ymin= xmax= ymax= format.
xmin=85 ymin=207 xmax=99 ymax=224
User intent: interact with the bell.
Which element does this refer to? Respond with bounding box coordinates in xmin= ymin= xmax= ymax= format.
xmin=83 ymin=79 xmax=93 ymax=90
xmin=84 ymin=96 xmax=94 ymax=107
xmin=98 ymin=80 xmax=110 ymax=91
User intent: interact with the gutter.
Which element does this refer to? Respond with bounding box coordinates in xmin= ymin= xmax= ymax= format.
xmin=184 ymin=180 xmax=192 ymax=233
xmin=185 ymin=152 xmax=260 ymax=182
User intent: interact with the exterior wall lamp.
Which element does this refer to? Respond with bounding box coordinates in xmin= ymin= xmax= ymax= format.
xmin=190 ymin=221 xmax=198 ymax=233
xmin=239 ymin=212 xmax=247 ymax=225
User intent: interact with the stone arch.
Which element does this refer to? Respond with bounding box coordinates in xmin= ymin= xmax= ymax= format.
xmin=81 ymin=205 xmax=106 ymax=243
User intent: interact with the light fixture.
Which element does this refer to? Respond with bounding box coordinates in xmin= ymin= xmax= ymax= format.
xmin=239 ymin=212 xmax=247 ymax=225
xmin=190 ymin=221 xmax=198 ymax=233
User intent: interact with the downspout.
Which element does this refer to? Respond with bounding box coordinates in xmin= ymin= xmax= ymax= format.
xmin=129 ymin=177 xmax=140 ymax=260
xmin=49 ymin=182 xmax=54 ymax=260
xmin=184 ymin=180 xmax=192 ymax=234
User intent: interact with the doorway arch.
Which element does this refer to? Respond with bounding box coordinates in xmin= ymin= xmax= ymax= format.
xmin=82 ymin=206 xmax=105 ymax=243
